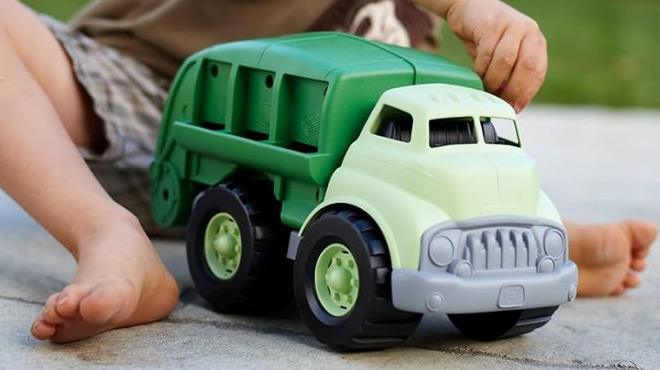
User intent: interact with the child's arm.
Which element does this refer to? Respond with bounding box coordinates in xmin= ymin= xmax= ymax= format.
xmin=409 ymin=0 xmax=547 ymax=112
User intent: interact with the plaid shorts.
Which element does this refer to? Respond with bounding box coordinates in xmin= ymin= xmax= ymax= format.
xmin=42 ymin=15 xmax=175 ymax=236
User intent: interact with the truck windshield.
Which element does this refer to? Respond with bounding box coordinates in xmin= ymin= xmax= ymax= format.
xmin=481 ymin=117 xmax=520 ymax=147
xmin=429 ymin=117 xmax=477 ymax=148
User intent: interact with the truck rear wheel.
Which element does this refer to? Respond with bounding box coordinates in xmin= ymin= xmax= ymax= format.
xmin=187 ymin=181 xmax=292 ymax=314
xmin=294 ymin=209 xmax=421 ymax=351
xmin=448 ymin=306 xmax=558 ymax=341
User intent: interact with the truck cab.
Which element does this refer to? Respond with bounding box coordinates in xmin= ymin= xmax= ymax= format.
xmin=309 ymin=83 xmax=577 ymax=321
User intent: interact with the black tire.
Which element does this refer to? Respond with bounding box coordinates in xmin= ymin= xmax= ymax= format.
xmin=448 ymin=306 xmax=558 ymax=341
xmin=187 ymin=181 xmax=292 ymax=314
xmin=294 ymin=209 xmax=422 ymax=351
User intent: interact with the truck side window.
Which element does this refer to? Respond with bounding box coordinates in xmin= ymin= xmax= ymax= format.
xmin=374 ymin=105 xmax=413 ymax=143
xmin=429 ymin=117 xmax=477 ymax=148
xmin=481 ymin=117 xmax=520 ymax=147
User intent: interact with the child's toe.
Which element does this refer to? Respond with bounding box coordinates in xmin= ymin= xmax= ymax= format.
xmin=610 ymin=284 xmax=626 ymax=296
xmin=627 ymin=220 xmax=657 ymax=256
xmin=31 ymin=319 xmax=56 ymax=341
xmin=56 ymin=284 xmax=91 ymax=318
xmin=630 ymin=258 xmax=647 ymax=272
xmin=44 ymin=293 xmax=59 ymax=309
xmin=42 ymin=304 xmax=65 ymax=325
xmin=40 ymin=293 xmax=64 ymax=324
xmin=623 ymin=272 xmax=642 ymax=289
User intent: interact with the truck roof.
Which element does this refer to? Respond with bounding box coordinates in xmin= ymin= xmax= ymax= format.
xmin=201 ymin=32 xmax=482 ymax=87
xmin=381 ymin=84 xmax=516 ymax=120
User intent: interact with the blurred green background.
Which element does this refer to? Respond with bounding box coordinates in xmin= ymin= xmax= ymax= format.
xmin=20 ymin=0 xmax=660 ymax=109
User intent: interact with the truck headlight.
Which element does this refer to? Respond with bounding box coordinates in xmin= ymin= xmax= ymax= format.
xmin=537 ymin=256 xmax=555 ymax=273
xmin=544 ymin=230 xmax=565 ymax=259
xmin=429 ymin=235 xmax=454 ymax=267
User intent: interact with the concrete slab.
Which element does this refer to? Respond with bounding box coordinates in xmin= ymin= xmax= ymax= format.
xmin=1 ymin=105 xmax=659 ymax=369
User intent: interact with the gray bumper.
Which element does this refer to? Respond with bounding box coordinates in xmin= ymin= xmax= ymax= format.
xmin=391 ymin=261 xmax=578 ymax=314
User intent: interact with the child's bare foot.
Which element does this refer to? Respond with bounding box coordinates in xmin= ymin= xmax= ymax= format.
xmin=567 ymin=220 xmax=657 ymax=297
xmin=29 ymin=218 xmax=179 ymax=343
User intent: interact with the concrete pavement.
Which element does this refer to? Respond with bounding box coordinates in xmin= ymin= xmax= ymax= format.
xmin=1 ymin=105 xmax=659 ymax=369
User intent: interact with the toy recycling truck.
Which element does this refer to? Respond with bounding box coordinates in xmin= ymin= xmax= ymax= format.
xmin=150 ymin=32 xmax=578 ymax=350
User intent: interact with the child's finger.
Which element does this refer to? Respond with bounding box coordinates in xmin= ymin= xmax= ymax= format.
xmin=481 ymin=26 xmax=523 ymax=95
xmin=472 ymin=33 xmax=499 ymax=78
xmin=464 ymin=41 xmax=477 ymax=59
xmin=500 ymin=32 xmax=547 ymax=112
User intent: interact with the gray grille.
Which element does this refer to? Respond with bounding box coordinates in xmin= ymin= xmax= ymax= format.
xmin=463 ymin=228 xmax=538 ymax=270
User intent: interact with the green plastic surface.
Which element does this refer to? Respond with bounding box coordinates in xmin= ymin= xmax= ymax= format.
xmin=150 ymin=32 xmax=483 ymax=228
xmin=314 ymin=243 xmax=359 ymax=317
xmin=204 ymin=212 xmax=242 ymax=280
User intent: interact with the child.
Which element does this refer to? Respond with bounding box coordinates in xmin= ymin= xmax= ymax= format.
xmin=0 ymin=0 xmax=654 ymax=343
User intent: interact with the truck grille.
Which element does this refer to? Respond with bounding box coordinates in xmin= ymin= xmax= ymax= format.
xmin=420 ymin=217 xmax=567 ymax=274
xmin=463 ymin=228 xmax=538 ymax=270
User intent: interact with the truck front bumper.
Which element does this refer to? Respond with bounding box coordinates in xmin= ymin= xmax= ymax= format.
xmin=391 ymin=261 xmax=578 ymax=314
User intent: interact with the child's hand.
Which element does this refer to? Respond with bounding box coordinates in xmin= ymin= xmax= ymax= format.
xmin=411 ymin=0 xmax=547 ymax=112
xmin=445 ymin=0 xmax=546 ymax=112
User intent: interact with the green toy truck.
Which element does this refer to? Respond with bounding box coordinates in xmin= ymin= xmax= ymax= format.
xmin=150 ymin=32 xmax=578 ymax=350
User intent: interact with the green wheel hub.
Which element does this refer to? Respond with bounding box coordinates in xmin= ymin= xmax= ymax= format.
xmin=204 ymin=212 xmax=242 ymax=280
xmin=314 ymin=243 xmax=359 ymax=317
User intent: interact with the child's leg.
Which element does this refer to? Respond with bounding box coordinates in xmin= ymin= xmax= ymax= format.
xmin=0 ymin=0 xmax=178 ymax=343
xmin=567 ymin=220 xmax=657 ymax=296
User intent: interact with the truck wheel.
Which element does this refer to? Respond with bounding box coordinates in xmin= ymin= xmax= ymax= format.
xmin=294 ymin=209 xmax=421 ymax=351
xmin=187 ymin=182 xmax=292 ymax=314
xmin=448 ymin=306 xmax=558 ymax=341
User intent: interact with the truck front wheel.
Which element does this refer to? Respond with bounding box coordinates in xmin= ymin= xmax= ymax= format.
xmin=448 ymin=306 xmax=558 ymax=341
xmin=187 ymin=181 xmax=292 ymax=314
xmin=294 ymin=209 xmax=421 ymax=351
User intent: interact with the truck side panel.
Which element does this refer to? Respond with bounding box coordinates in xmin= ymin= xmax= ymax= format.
xmin=280 ymin=74 xmax=328 ymax=150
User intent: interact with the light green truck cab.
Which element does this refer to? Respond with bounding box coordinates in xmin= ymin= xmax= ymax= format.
xmin=150 ymin=32 xmax=577 ymax=350
xmin=316 ymin=84 xmax=556 ymax=270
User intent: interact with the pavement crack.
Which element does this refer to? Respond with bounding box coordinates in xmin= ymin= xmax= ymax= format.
xmin=428 ymin=346 xmax=642 ymax=369
xmin=0 ymin=294 xmax=43 ymax=306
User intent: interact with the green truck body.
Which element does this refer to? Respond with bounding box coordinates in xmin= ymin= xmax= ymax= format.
xmin=150 ymin=32 xmax=578 ymax=350
xmin=150 ymin=32 xmax=481 ymax=229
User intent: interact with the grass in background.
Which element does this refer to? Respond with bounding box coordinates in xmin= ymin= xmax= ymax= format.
xmin=20 ymin=0 xmax=89 ymax=21
xmin=440 ymin=0 xmax=660 ymax=109
xmin=20 ymin=0 xmax=660 ymax=109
